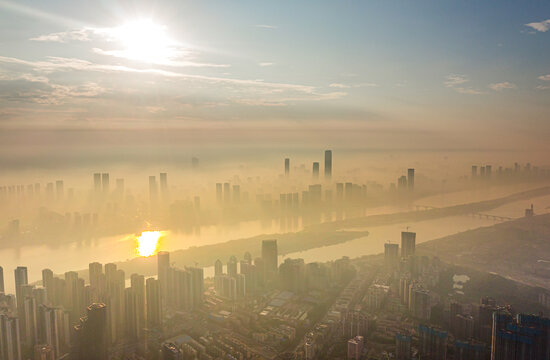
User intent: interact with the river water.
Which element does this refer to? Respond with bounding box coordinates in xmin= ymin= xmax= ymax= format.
xmin=2 ymin=184 xmax=550 ymax=293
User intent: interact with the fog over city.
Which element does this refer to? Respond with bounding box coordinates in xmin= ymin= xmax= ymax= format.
xmin=2 ymin=1 xmax=550 ymax=360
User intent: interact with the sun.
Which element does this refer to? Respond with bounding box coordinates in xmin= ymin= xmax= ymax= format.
xmin=136 ymin=230 xmax=163 ymax=257
xmin=110 ymin=19 xmax=180 ymax=64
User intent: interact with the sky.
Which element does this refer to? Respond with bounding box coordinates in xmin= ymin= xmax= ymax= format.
xmin=0 ymin=1 xmax=550 ymax=170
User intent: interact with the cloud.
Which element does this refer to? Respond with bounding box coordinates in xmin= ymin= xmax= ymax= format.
xmin=255 ymin=24 xmax=278 ymax=29
xmin=525 ymin=19 xmax=550 ymax=33
xmin=538 ymin=74 xmax=550 ymax=81
xmin=455 ymin=87 xmax=484 ymax=95
xmin=488 ymin=82 xmax=516 ymax=91
xmin=329 ymin=82 xmax=378 ymax=89
xmin=536 ymin=85 xmax=550 ymax=90
xmin=444 ymin=74 xmax=468 ymax=87
xmin=30 ymin=29 xmax=91 ymax=42
xmin=444 ymin=74 xmax=484 ymax=95
xmin=259 ymin=62 xmax=274 ymax=67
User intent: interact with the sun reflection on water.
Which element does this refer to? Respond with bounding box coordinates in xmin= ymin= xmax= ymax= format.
xmin=136 ymin=231 xmax=163 ymax=257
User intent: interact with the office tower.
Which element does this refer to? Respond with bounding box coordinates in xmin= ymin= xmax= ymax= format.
xmin=345 ymin=182 xmax=353 ymax=202
xmin=0 ymin=315 xmax=21 ymax=360
xmin=324 ymin=150 xmax=332 ymax=180
xmin=130 ymin=274 xmax=145 ymax=338
xmin=72 ymin=303 xmax=107 ymax=360
xmin=160 ymin=172 xmax=168 ymax=201
xmin=395 ymin=333 xmax=411 ymax=360
xmin=214 ymin=260 xmax=223 ymax=276
xmin=149 ymin=176 xmax=158 ymax=204
xmin=55 ymin=180 xmax=64 ymax=201
xmin=471 ymin=165 xmax=478 ymax=179
xmin=401 ymin=232 xmax=416 ymax=258
xmin=101 ymin=173 xmax=109 ymax=194
xmin=191 ymin=157 xmax=199 ymax=169
xmin=0 ymin=266 xmax=4 ymax=293
xmin=223 ymin=182 xmax=231 ymax=204
xmin=262 ymin=239 xmax=278 ymax=282
xmin=486 ymin=165 xmax=492 ymax=179
xmin=418 ymin=325 xmax=447 ymax=360
xmin=397 ymin=176 xmax=407 ymax=191
xmin=312 ymin=162 xmax=320 ymax=179
xmin=162 ymin=342 xmax=183 ymax=360
xmin=157 ymin=252 xmax=170 ymax=304
xmin=407 ymin=168 xmax=415 ymax=191
xmin=215 ymin=183 xmax=222 ymax=204
xmin=93 ymin=173 xmax=101 ymax=194
xmin=232 ymin=185 xmax=240 ymax=204
xmin=283 ymin=157 xmax=291 ymax=177
xmin=384 ymin=243 xmax=399 ymax=268
xmin=347 ymin=335 xmax=364 ymax=360
xmin=146 ymin=278 xmax=162 ymax=328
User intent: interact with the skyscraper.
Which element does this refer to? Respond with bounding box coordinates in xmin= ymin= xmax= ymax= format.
xmin=471 ymin=165 xmax=478 ymax=179
xmin=14 ymin=266 xmax=28 ymax=314
xmin=159 ymin=172 xmax=168 ymax=201
xmin=215 ymin=183 xmax=222 ymax=204
xmin=93 ymin=173 xmax=101 ymax=194
xmin=418 ymin=325 xmax=447 ymax=360
xmin=401 ymin=232 xmax=416 ymax=258
xmin=149 ymin=176 xmax=158 ymax=204
xmin=55 ymin=180 xmax=64 ymax=201
xmin=284 ymin=158 xmax=290 ymax=176
xmin=262 ymin=239 xmax=278 ymax=282
xmin=72 ymin=303 xmax=107 ymax=360
xmin=146 ymin=278 xmax=162 ymax=328
xmin=384 ymin=243 xmax=399 ymax=268
xmin=130 ymin=274 xmax=145 ymax=339
xmin=0 ymin=266 xmax=4 ymax=294
xmin=407 ymin=168 xmax=415 ymax=192
xmin=0 ymin=315 xmax=21 ymax=360
xmin=101 ymin=173 xmax=109 ymax=194
xmin=157 ymin=252 xmax=170 ymax=304
xmin=312 ymin=162 xmax=319 ymax=179
xmin=223 ymin=183 xmax=231 ymax=204
xmin=324 ymin=150 xmax=332 ymax=181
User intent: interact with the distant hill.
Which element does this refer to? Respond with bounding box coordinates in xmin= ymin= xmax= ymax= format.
xmin=418 ymin=213 xmax=550 ymax=289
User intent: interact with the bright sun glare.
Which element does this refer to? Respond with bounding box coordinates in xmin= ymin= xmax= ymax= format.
xmin=112 ymin=19 xmax=179 ymax=63
xmin=136 ymin=231 xmax=162 ymax=257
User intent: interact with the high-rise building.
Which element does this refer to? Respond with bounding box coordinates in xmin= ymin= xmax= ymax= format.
xmin=215 ymin=183 xmax=222 ymax=204
xmin=395 ymin=333 xmax=411 ymax=360
xmin=40 ymin=305 xmax=62 ymax=359
xmin=223 ymin=183 xmax=231 ymax=204
xmin=101 ymin=173 xmax=109 ymax=194
xmin=407 ymin=168 xmax=415 ymax=192
xmin=14 ymin=266 xmax=28 ymax=315
xmin=324 ymin=150 xmax=332 ymax=181
xmin=24 ymin=296 xmax=38 ymax=345
xmin=262 ymin=240 xmax=278 ymax=283
xmin=161 ymin=342 xmax=183 ymax=360
xmin=384 ymin=243 xmax=399 ymax=268
xmin=160 ymin=172 xmax=168 ymax=201
xmin=93 ymin=173 xmax=101 ymax=194
xmin=55 ymin=180 xmax=64 ymax=201
xmin=34 ymin=344 xmax=55 ymax=360
xmin=401 ymin=232 xmax=416 ymax=258
xmin=284 ymin=158 xmax=290 ymax=176
xmin=232 ymin=185 xmax=240 ymax=203
xmin=312 ymin=162 xmax=320 ymax=179
xmin=0 ymin=266 xmax=4 ymax=294
xmin=491 ymin=313 xmax=550 ymax=360
xmin=149 ymin=176 xmax=158 ymax=204
xmin=71 ymin=303 xmax=107 ymax=360
xmin=130 ymin=274 xmax=145 ymax=339
xmin=347 ymin=336 xmax=364 ymax=360
xmin=88 ymin=262 xmax=103 ymax=298
xmin=454 ymin=339 xmax=485 ymax=360
xmin=157 ymin=252 xmax=170 ymax=304
xmin=214 ymin=260 xmax=223 ymax=276
xmin=0 ymin=315 xmax=21 ymax=360
xmin=146 ymin=278 xmax=162 ymax=329
xmin=418 ymin=324 xmax=447 ymax=360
